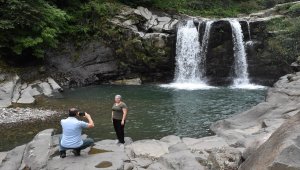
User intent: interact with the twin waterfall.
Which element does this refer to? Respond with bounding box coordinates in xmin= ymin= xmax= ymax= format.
xmin=164 ymin=19 xmax=263 ymax=90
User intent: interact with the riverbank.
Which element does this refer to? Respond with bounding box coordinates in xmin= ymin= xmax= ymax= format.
xmin=0 ymin=108 xmax=60 ymax=125
xmin=1 ymin=72 xmax=299 ymax=170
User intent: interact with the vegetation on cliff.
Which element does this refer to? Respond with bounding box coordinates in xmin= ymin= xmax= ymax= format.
xmin=262 ymin=3 xmax=300 ymax=70
xmin=0 ymin=0 xmax=299 ymax=78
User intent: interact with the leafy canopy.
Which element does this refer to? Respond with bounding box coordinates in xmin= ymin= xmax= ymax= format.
xmin=0 ymin=0 xmax=69 ymax=58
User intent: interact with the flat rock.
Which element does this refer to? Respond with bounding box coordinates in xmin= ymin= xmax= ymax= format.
xmin=131 ymin=157 xmax=153 ymax=168
xmin=47 ymin=151 xmax=127 ymax=170
xmin=110 ymin=78 xmax=142 ymax=85
xmin=128 ymin=139 xmax=169 ymax=158
xmin=158 ymin=150 xmax=205 ymax=170
xmin=183 ymin=136 xmax=229 ymax=152
xmin=160 ymin=135 xmax=182 ymax=146
xmin=17 ymin=85 xmax=36 ymax=104
xmin=168 ymin=142 xmax=189 ymax=153
xmin=47 ymin=77 xmax=63 ymax=92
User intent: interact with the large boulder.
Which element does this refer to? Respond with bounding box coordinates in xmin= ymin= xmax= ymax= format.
xmin=19 ymin=129 xmax=54 ymax=170
xmin=239 ymin=112 xmax=300 ymax=170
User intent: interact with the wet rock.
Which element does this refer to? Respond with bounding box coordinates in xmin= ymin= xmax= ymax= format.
xmin=110 ymin=78 xmax=142 ymax=85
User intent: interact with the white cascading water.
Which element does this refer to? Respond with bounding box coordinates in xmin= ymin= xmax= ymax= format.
xmin=174 ymin=20 xmax=202 ymax=83
xmin=229 ymin=20 xmax=264 ymax=89
xmin=245 ymin=21 xmax=254 ymax=46
xmin=161 ymin=20 xmax=214 ymax=90
xmin=200 ymin=21 xmax=214 ymax=77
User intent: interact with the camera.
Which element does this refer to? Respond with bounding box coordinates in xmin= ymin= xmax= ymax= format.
xmin=79 ymin=112 xmax=85 ymax=117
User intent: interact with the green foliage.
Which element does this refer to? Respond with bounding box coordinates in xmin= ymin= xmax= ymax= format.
xmin=118 ymin=0 xmax=154 ymax=7
xmin=0 ymin=0 xmax=69 ymax=58
xmin=288 ymin=3 xmax=300 ymax=16
xmin=150 ymin=0 xmax=267 ymax=17
xmin=264 ymin=16 xmax=300 ymax=66
xmin=267 ymin=18 xmax=292 ymax=31
xmin=62 ymin=0 xmax=121 ymax=40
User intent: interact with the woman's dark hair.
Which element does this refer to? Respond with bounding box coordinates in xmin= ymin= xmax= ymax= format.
xmin=69 ymin=108 xmax=78 ymax=117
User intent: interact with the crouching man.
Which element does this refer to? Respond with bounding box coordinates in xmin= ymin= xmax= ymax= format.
xmin=59 ymin=108 xmax=95 ymax=158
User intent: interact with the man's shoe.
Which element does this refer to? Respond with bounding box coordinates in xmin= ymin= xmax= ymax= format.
xmin=72 ymin=149 xmax=81 ymax=156
xmin=60 ymin=151 xmax=66 ymax=158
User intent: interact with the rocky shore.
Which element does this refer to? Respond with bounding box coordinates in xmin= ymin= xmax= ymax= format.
xmin=0 ymin=108 xmax=59 ymax=125
xmin=1 ymin=72 xmax=300 ymax=170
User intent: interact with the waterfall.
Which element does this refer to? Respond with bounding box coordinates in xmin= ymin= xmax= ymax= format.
xmin=174 ymin=20 xmax=202 ymax=82
xmin=229 ymin=20 xmax=250 ymax=86
xmin=199 ymin=21 xmax=214 ymax=77
xmin=161 ymin=20 xmax=215 ymax=90
xmin=229 ymin=20 xmax=264 ymax=89
xmin=246 ymin=21 xmax=254 ymax=46
xmin=247 ymin=21 xmax=251 ymax=40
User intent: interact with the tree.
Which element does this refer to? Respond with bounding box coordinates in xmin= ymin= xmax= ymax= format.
xmin=0 ymin=0 xmax=69 ymax=59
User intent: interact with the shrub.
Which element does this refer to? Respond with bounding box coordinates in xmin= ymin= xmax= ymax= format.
xmin=0 ymin=0 xmax=69 ymax=58
xmin=288 ymin=3 xmax=300 ymax=16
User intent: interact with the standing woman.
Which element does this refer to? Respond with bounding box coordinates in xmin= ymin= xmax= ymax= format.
xmin=112 ymin=95 xmax=128 ymax=144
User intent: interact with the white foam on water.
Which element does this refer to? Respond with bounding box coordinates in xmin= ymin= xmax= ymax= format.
xmin=230 ymin=83 xmax=266 ymax=89
xmin=160 ymin=82 xmax=217 ymax=90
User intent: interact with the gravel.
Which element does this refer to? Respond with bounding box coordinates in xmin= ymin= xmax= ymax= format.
xmin=0 ymin=108 xmax=59 ymax=124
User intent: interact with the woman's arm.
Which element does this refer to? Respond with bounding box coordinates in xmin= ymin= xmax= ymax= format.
xmin=111 ymin=111 xmax=114 ymax=122
xmin=121 ymin=108 xmax=127 ymax=125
